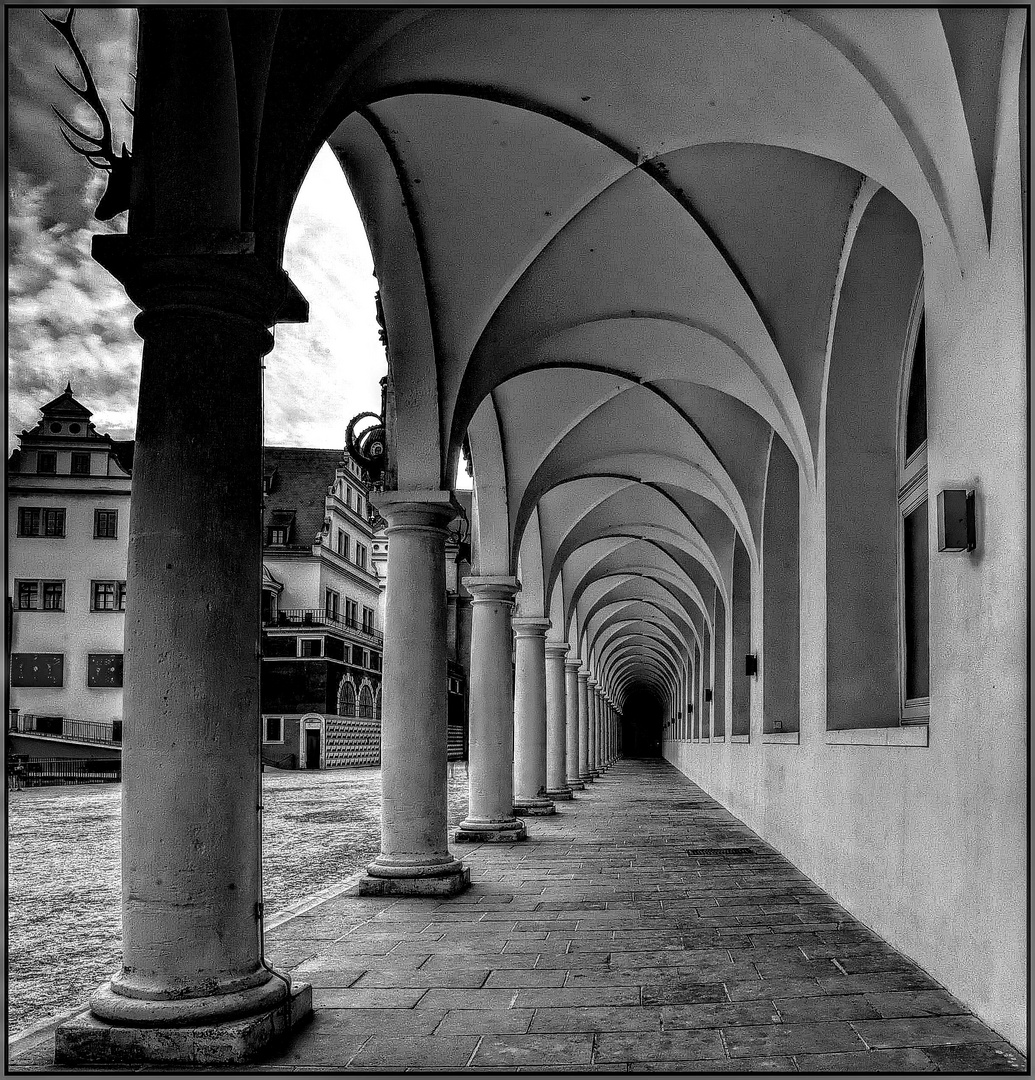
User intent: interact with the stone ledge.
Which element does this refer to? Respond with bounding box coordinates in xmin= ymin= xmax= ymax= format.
xmin=53 ymin=982 xmax=311 ymax=1066
xmin=762 ymin=731 xmax=800 ymax=744
xmin=825 ymin=725 xmax=929 ymax=747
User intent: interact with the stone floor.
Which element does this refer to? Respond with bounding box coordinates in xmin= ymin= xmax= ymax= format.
xmin=8 ymin=759 xmax=1027 ymax=1074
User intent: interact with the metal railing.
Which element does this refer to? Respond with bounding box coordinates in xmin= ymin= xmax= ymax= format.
xmin=8 ymin=712 xmax=122 ymax=746
xmin=16 ymin=756 xmax=121 ymax=785
xmin=264 ymin=608 xmax=384 ymax=644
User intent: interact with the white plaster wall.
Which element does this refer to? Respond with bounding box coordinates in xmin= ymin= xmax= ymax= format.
xmin=664 ymin=238 xmax=1027 ymax=1052
xmin=263 ymin=557 xmax=321 ymax=610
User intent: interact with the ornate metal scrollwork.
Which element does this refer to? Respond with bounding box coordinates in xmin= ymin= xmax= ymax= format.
xmin=346 ymin=374 xmax=388 ymax=504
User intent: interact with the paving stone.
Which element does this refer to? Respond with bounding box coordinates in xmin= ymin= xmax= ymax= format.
xmin=723 ymin=1020 xmax=868 ymax=1057
xmin=863 ymin=989 xmax=968 ymax=1018
xmin=416 ymin=987 xmax=520 ymax=1010
xmin=815 ymin=970 xmax=939 ymax=994
xmin=661 ymin=1000 xmax=783 ymax=1028
xmin=919 ymin=1042 xmax=1028 ymax=1072
xmin=835 ymin=954 xmax=929 ymax=974
xmin=594 ymin=1028 xmax=726 ymax=1063
xmin=352 ymin=969 xmax=490 ymax=989
xmin=307 ymin=1008 xmax=446 ymax=1036
xmin=312 ymin=986 xmax=427 ymax=1008
xmin=851 ymin=1014 xmax=1009 ymax=1049
xmin=637 ymin=1058 xmax=794 ymax=1072
xmin=774 ymin=994 xmax=880 ymax=1022
xmin=793 ymin=1047 xmax=937 ymax=1072
xmin=348 ymin=1034 xmax=480 ymax=1069
xmin=514 ymin=985 xmax=641 ymax=1008
xmin=642 ymin=982 xmax=734 ymax=1006
xmin=470 ymin=1033 xmax=595 ymax=1067
xmin=434 ymin=1008 xmax=534 ymax=1035
xmin=529 ymin=1006 xmax=663 ymax=1033
xmin=483 ymin=968 xmax=568 ymax=988
xmin=264 ymin=1030 xmax=373 ymax=1068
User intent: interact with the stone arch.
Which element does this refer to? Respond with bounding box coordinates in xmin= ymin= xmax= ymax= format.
xmin=358 ymin=680 xmax=375 ymax=719
xmin=337 ymin=675 xmax=358 ymax=718
xmin=823 ymin=187 xmax=924 ymax=731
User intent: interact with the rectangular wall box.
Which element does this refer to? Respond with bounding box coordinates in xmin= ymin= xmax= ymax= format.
xmin=936 ymin=488 xmax=975 ymax=551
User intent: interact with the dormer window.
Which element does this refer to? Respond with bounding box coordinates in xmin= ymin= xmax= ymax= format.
xmin=38 ymin=452 xmax=57 ymax=474
xmin=266 ymin=510 xmax=295 ymax=546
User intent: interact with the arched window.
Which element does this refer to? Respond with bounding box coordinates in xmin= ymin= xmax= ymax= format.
xmin=373 ymin=686 xmax=382 ymax=720
xmin=358 ymin=684 xmax=374 ymax=719
xmin=898 ymin=302 xmax=929 ymax=723
xmin=337 ymin=677 xmax=357 ymax=717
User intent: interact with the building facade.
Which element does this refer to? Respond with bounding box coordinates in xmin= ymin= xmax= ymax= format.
xmin=6 ymin=385 xmax=132 ymax=741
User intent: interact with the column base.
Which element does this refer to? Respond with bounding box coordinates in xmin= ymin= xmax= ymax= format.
xmin=545 ymin=786 xmax=574 ymax=800
xmin=454 ymin=817 xmax=527 ymax=843
xmin=579 ymin=772 xmax=595 ymax=783
xmin=513 ymin=797 xmax=556 ymax=816
xmin=54 ymin=982 xmax=311 ymax=1066
xmin=359 ymin=866 xmax=470 ymax=896
xmin=566 ymin=777 xmax=586 ymax=791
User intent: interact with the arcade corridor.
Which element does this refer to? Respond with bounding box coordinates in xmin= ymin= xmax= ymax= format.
xmin=13 ymin=761 xmax=1025 ymax=1072
xmin=28 ymin=7 xmax=1025 ymax=1069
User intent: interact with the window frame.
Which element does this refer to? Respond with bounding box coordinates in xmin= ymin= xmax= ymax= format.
xmin=896 ymin=283 xmax=930 ymax=726
xmin=16 ymin=579 xmax=66 ymax=611
xmin=94 ymin=509 xmax=118 ymax=538
xmin=263 ymin=716 xmax=284 ymax=743
xmin=18 ymin=506 xmax=66 ymax=537
xmin=355 ymin=542 xmax=367 ymax=570
xmin=298 ymin=637 xmax=322 ymax=658
xmin=91 ymin=579 xmax=127 ymax=612
xmin=70 ymin=451 xmax=91 ymax=476
xmin=325 ymin=588 xmax=340 ymax=621
xmin=37 ymin=451 xmax=57 ymax=474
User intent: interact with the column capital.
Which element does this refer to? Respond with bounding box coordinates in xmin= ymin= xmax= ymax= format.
xmin=545 ymin=640 xmax=571 ymax=658
xmin=93 ymin=232 xmax=307 ymax=338
xmin=373 ymin=489 xmax=460 ymax=531
xmin=577 ymin=670 xmax=590 ymax=683
xmin=588 ymin=677 xmax=599 ymax=690
xmin=564 ymin=658 xmax=582 ymax=672
xmin=512 ymin=616 xmax=551 ymax=638
xmin=463 ymin=574 xmax=520 ymax=603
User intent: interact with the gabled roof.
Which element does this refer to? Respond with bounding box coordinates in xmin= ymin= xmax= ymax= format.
xmin=262 ymin=446 xmax=348 ymax=547
xmin=40 ymin=382 xmax=93 ymax=419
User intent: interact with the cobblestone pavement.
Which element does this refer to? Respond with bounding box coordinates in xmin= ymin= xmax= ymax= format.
xmin=8 ymin=759 xmax=1026 ymax=1073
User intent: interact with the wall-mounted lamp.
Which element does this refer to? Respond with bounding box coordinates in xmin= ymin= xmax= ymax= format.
xmin=937 ymin=489 xmax=976 ymax=552
xmin=774 ymin=721 xmax=783 ymax=732
xmin=745 ymin=654 xmax=758 ymax=678
xmin=704 ymin=689 xmax=713 ymax=702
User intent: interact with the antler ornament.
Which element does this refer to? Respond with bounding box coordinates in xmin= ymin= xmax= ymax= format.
xmin=44 ymin=7 xmax=132 ymax=220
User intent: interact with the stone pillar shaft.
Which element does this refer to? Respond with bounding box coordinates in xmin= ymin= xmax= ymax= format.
xmin=578 ymin=672 xmax=593 ymax=781
xmin=362 ymin=491 xmax=468 ymax=895
xmin=455 ymin=577 xmax=526 ymax=842
xmin=545 ymin=643 xmax=572 ymax=799
xmin=565 ymin=659 xmax=584 ymax=790
xmin=513 ymin=618 xmax=555 ymax=815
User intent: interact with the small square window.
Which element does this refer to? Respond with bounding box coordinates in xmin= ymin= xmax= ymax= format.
xmin=300 ymin=638 xmax=322 ymax=658
xmin=37 ymin=451 xmax=57 ymax=474
xmin=95 ymin=509 xmax=118 ymax=538
xmin=92 ymin=580 xmax=126 ymax=611
xmin=71 ymin=452 xmax=91 ymax=476
xmin=264 ymin=716 xmax=283 ymax=743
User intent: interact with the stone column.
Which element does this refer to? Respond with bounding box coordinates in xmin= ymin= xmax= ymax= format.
xmin=587 ymin=679 xmax=601 ymax=777
xmin=565 ymin=659 xmax=585 ymax=791
xmin=512 ymin=617 xmax=556 ymax=815
xmin=578 ymin=670 xmax=593 ymax=782
xmin=361 ymin=491 xmax=469 ymax=895
xmin=455 ymin=577 xmax=526 ymax=843
xmin=545 ymin=641 xmax=573 ymax=799
xmin=56 ymin=240 xmax=311 ymax=1065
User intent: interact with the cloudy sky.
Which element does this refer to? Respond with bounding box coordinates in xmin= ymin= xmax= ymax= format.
xmin=7 ymin=8 xmax=398 ymax=466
